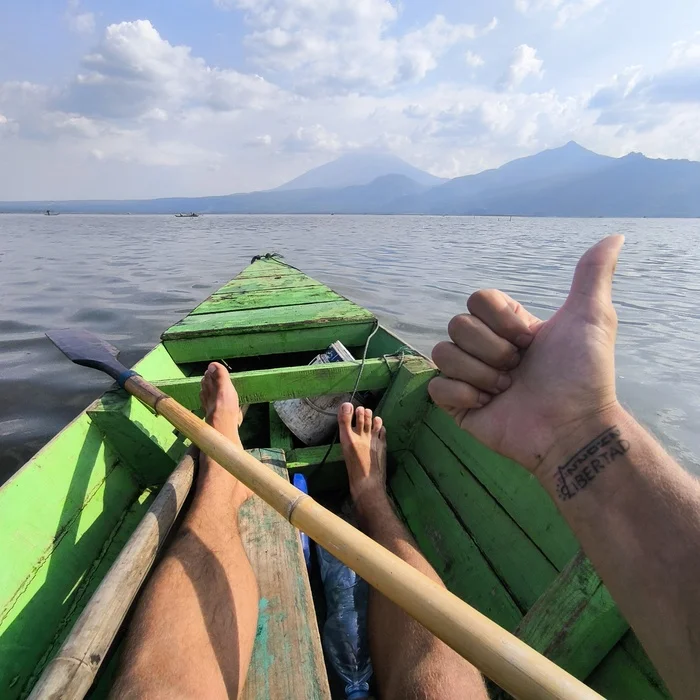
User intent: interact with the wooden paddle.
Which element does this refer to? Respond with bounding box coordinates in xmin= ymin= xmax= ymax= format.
xmin=46 ymin=330 xmax=602 ymax=700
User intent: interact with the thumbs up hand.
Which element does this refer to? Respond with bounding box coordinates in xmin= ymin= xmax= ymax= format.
xmin=429 ymin=235 xmax=625 ymax=480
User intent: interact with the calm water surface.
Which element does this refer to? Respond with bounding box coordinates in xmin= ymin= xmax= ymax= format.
xmin=1 ymin=214 xmax=700 ymax=482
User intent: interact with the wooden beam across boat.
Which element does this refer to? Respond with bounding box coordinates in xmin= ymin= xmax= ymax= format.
xmin=153 ymin=357 xmax=403 ymax=410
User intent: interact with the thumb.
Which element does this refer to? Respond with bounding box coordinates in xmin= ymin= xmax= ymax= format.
xmin=566 ymin=234 xmax=624 ymax=310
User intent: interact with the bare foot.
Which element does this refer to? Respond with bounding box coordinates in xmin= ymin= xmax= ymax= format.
xmin=198 ymin=362 xmax=252 ymax=505
xmin=337 ymin=402 xmax=387 ymax=507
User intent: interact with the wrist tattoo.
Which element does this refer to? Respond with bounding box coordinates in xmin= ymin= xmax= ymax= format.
xmin=555 ymin=426 xmax=630 ymax=501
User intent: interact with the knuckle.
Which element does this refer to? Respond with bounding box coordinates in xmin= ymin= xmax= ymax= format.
xmin=448 ymin=313 xmax=476 ymax=338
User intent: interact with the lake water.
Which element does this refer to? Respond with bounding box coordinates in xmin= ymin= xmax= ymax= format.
xmin=1 ymin=214 xmax=700 ymax=483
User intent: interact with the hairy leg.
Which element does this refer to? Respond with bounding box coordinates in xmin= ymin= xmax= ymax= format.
xmin=111 ymin=363 xmax=258 ymax=700
xmin=338 ymin=403 xmax=488 ymax=700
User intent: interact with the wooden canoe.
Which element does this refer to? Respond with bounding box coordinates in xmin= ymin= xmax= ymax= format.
xmin=0 ymin=256 xmax=669 ymax=699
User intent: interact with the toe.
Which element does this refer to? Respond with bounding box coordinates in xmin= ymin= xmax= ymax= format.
xmin=208 ymin=362 xmax=228 ymax=383
xmin=355 ymin=406 xmax=365 ymax=434
xmin=337 ymin=402 xmax=354 ymax=439
xmin=363 ymin=408 xmax=372 ymax=433
xmin=379 ymin=426 xmax=386 ymax=442
xmin=372 ymin=416 xmax=383 ymax=434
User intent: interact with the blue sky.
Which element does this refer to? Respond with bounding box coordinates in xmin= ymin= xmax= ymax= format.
xmin=1 ymin=0 xmax=699 ymax=198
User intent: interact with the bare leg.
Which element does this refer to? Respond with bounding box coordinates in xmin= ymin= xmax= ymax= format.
xmin=112 ymin=363 xmax=258 ymax=700
xmin=337 ymin=403 xmax=488 ymax=700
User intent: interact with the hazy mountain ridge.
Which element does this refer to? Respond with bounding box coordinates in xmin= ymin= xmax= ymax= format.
xmin=2 ymin=144 xmax=699 ymax=217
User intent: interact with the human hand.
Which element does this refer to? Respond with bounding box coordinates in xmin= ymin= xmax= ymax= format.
xmin=428 ymin=235 xmax=625 ymax=479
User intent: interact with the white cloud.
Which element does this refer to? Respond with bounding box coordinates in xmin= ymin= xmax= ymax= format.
xmin=60 ymin=20 xmax=283 ymax=119
xmin=501 ymin=45 xmax=544 ymax=89
xmin=515 ymin=0 xmax=605 ymax=28
xmin=280 ymin=124 xmax=345 ymax=153
xmin=218 ymin=0 xmax=496 ymax=94
xmin=66 ymin=0 xmax=95 ymax=34
xmin=246 ymin=134 xmax=273 ymax=147
xmin=465 ymin=51 xmax=485 ymax=68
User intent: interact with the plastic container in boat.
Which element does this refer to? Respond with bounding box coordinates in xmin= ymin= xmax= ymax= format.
xmin=273 ymin=341 xmax=359 ymax=445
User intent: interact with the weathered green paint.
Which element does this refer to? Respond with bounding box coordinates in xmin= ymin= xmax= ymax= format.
xmin=587 ymin=641 xmax=671 ymax=699
xmin=88 ymin=393 xmax=186 ymax=486
xmin=155 ymin=359 xmax=397 ymax=410
xmin=234 ymin=260 xmax=311 ymax=278
xmin=412 ymin=423 xmax=558 ymax=611
xmin=515 ymin=550 xmax=628 ymax=679
xmin=424 ymin=404 xmax=579 ymax=570
xmin=268 ymin=404 xmax=294 ymax=452
xmin=131 ymin=343 xmax=189 ymax=381
xmin=286 ymin=444 xmax=344 ymax=470
xmin=378 ymin=356 xmax=437 ymax=452
xmin=192 ymin=286 xmax=343 ymax=315
xmin=391 ymin=452 xmax=522 ymax=631
xmin=0 ymin=416 xmax=146 ymax=699
xmin=217 ymin=275 xmax=325 ymax=294
xmin=240 ymin=449 xmax=330 ymax=699
xmin=163 ymin=300 xmax=375 ymax=340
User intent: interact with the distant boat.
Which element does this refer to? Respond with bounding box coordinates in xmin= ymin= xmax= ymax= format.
xmin=175 ymin=212 xmax=200 ymax=218
xmin=44 ymin=210 xmax=60 ymax=216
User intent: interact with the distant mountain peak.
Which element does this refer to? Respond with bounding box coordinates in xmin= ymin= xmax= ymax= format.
xmin=274 ymin=151 xmax=446 ymax=191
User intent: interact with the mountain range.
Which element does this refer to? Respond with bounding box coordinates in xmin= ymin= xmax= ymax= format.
xmin=2 ymin=143 xmax=700 ymax=217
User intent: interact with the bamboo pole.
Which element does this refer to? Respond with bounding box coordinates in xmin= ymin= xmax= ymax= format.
xmin=120 ymin=375 xmax=603 ymax=700
xmin=28 ymin=452 xmax=196 ymax=700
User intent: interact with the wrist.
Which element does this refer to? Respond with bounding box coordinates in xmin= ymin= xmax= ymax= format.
xmin=535 ymin=401 xmax=634 ymax=496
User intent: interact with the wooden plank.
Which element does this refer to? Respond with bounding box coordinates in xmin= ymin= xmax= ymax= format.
xmin=155 ymin=358 xmax=397 ymax=410
xmin=390 ymin=451 xmax=522 ymax=631
xmin=378 ymin=356 xmax=437 ymax=452
xmin=163 ymin=301 xmax=375 ymax=340
xmin=287 ymin=444 xmax=344 ymax=470
xmin=234 ymin=260 xmax=312 ymax=279
xmin=163 ymin=322 xmax=377 ymax=363
xmin=240 ymin=449 xmax=330 ymax=700
xmin=515 ymin=550 xmax=628 ymax=679
xmin=587 ymin=640 xmax=671 ymax=699
xmin=192 ymin=287 xmax=343 ymax=315
xmin=217 ymin=276 xmax=324 ymax=294
xmin=88 ymin=394 xmax=186 ymax=486
xmin=0 ymin=415 xmax=147 ymax=699
xmin=618 ymin=633 xmax=669 ymax=695
xmin=424 ymin=405 xmax=579 ymax=570
xmin=269 ymin=404 xmax=294 ymax=452
xmin=412 ymin=424 xmax=558 ymax=611
xmin=132 ymin=343 xmax=189 ymax=382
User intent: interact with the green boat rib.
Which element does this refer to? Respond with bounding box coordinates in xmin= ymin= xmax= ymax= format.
xmin=0 ymin=257 xmax=669 ymax=699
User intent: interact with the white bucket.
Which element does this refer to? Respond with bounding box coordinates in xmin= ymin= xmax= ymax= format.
xmin=273 ymin=342 xmax=359 ymax=446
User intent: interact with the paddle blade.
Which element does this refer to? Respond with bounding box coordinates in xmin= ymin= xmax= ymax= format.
xmin=46 ymin=329 xmax=128 ymax=381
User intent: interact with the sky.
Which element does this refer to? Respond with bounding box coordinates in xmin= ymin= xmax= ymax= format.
xmin=1 ymin=0 xmax=700 ymax=199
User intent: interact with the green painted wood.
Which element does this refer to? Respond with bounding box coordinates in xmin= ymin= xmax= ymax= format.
xmin=424 ymin=405 xmax=579 ymax=570
xmin=0 ymin=416 xmax=145 ymax=699
xmin=240 ymin=449 xmax=330 ymax=699
xmin=192 ymin=287 xmax=343 ymax=315
xmin=88 ymin=395 xmax=186 ymax=487
xmin=163 ymin=322 xmax=377 ymax=363
xmin=131 ymin=343 xmax=188 ymax=381
xmin=269 ymin=404 xmax=294 ymax=452
xmin=28 ymin=489 xmax=156 ymax=699
xmin=234 ymin=260 xmax=311 ymax=279
xmin=618 ymin=633 xmax=669 ymax=695
xmin=515 ymin=550 xmax=628 ymax=679
xmin=286 ymin=444 xmax=344 ymax=470
xmin=587 ymin=641 xmax=671 ymax=700
xmin=412 ymin=423 xmax=558 ymax=611
xmin=391 ymin=451 xmax=522 ymax=631
xmin=163 ymin=301 xmax=375 ymax=340
xmin=378 ymin=356 xmax=437 ymax=452
xmin=217 ymin=275 xmax=324 ymax=294
xmin=366 ymin=326 xmax=419 ymax=358
xmin=155 ymin=358 xmax=396 ymax=410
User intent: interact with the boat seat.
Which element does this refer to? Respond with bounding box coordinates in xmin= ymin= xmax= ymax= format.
xmin=161 ymin=259 xmax=376 ymax=363
xmin=239 ymin=449 xmax=331 ymax=699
